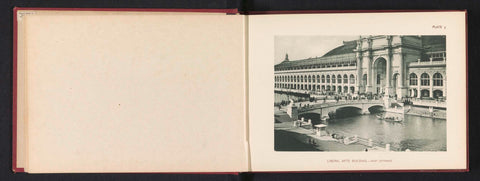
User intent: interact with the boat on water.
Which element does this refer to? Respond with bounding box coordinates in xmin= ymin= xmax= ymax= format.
xmin=343 ymin=136 xmax=359 ymax=145
xmin=377 ymin=113 xmax=403 ymax=122
xmin=384 ymin=116 xmax=403 ymax=123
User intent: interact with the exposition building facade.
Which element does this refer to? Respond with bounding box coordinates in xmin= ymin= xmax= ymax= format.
xmin=274 ymin=35 xmax=446 ymax=99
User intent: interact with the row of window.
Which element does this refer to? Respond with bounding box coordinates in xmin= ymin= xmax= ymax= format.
xmin=409 ymin=89 xmax=444 ymax=98
xmin=274 ymin=84 xmax=356 ymax=93
xmin=275 ymin=74 xmax=356 ymax=84
xmin=275 ymin=62 xmax=356 ymax=71
xmin=409 ymin=73 xmax=443 ymax=86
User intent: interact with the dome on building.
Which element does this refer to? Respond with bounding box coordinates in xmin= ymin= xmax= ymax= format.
xmin=322 ymin=40 xmax=357 ymax=57
xmin=274 ymin=40 xmax=357 ymax=70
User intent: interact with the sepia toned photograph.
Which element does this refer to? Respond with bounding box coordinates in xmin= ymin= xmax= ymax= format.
xmin=274 ymin=35 xmax=447 ymax=152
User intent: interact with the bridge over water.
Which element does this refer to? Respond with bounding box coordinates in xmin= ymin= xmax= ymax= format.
xmin=288 ymin=100 xmax=385 ymax=122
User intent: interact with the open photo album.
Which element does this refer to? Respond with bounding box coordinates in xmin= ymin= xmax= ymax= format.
xmin=13 ymin=8 xmax=468 ymax=173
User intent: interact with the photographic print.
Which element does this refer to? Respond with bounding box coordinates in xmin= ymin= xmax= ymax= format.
xmin=274 ymin=35 xmax=447 ymax=152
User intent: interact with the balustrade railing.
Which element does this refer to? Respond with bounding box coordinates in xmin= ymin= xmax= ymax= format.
xmin=296 ymin=99 xmax=383 ymax=112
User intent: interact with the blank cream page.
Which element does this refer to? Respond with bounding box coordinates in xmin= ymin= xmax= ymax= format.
xmin=18 ymin=10 xmax=248 ymax=173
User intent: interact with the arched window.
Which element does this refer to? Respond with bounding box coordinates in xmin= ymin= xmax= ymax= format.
xmin=433 ymin=73 xmax=443 ymax=86
xmin=337 ymin=75 xmax=342 ymax=84
xmin=326 ymin=75 xmax=330 ymax=83
xmin=301 ymin=75 xmax=304 ymax=82
xmin=317 ymin=75 xmax=320 ymax=83
xmin=421 ymin=73 xmax=430 ymax=86
xmin=332 ymin=75 xmax=336 ymax=83
xmin=409 ymin=73 xmax=418 ymax=86
xmin=312 ymin=75 xmax=316 ymax=83
xmin=350 ymin=74 xmax=355 ymax=84
xmin=308 ymin=75 xmax=311 ymax=82
xmin=321 ymin=75 xmax=325 ymax=83
xmin=296 ymin=75 xmax=299 ymax=82
xmin=344 ymin=74 xmax=348 ymax=84
xmin=344 ymin=86 xmax=348 ymax=93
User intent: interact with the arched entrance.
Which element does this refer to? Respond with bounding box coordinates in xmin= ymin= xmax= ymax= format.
xmin=373 ymin=58 xmax=387 ymax=95
xmin=433 ymin=90 xmax=443 ymax=98
xmin=421 ymin=89 xmax=430 ymax=98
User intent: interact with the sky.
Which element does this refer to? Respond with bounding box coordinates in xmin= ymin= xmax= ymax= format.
xmin=274 ymin=36 xmax=358 ymax=65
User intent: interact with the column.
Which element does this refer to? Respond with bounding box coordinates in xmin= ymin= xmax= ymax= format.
xmin=443 ymin=77 xmax=446 ymax=98
xmin=429 ymin=75 xmax=433 ymax=98
xmin=384 ymin=36 xmax=392 ymax=96
xmin=398 ymin=53 xmax=405 ymax=98
xmin=366 ymin=53 xmax=373 ymax=93
xmin=417 ymin=76 xmax=421 ymax=98
xmin=356 ymin=53 xmax=363 ymax=94
xmin=385 ymin=52 xmax=392 ymax=96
